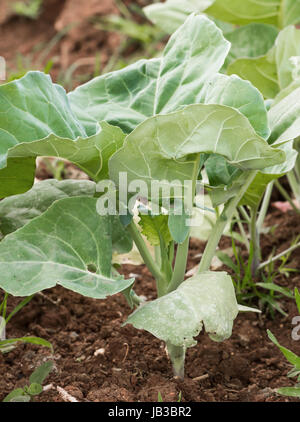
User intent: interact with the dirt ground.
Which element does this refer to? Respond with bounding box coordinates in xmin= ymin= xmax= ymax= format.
xmin=0 ymin=0 xmax=153 ymax=87
xmin=0 ymin=207 xmax=300 ymax=402
xmin=1 ymin=0 xmax=300 ymax=403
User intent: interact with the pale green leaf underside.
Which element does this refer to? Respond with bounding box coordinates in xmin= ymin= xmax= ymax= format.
xmin=210 ymin=140 xmax=297 ymax=208
xmin=269 ymin=85 xmax=300 ymax=144
xmin=143 ymin=0 xmax=215 ymax=33
xmin=109 ymin=104 xmax=284 ymax=194
xmin=126 ymin=271 xmax=239 ymax=348
xmin=0 ymin=72 xmax=125 ymax=198
xmin=0 ymin=179 xmax=96 ymax=236
xmin=275 ymin=26 xmax=300 ymax=91
xmin=0 ymin=197 xmax=134 ymax=298
xmin=240 ymin=141 xmax=297 ymax=207
xmin=0 ymin=179 xmax=132 ymax=253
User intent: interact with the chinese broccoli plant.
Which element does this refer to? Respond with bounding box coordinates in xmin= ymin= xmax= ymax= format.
xmin=0 ymin=15 xmax=298 ymax=377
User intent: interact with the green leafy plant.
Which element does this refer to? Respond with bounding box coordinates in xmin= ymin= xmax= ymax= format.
xmin=144 ymin=0 xmax=300 ymax=32
xmin=0 ymin=15 xmax=299 ymax=378
xmin=12 ymin=0 xmax=43 ymax=19
xmin=0 ymin=293 xmax=52 ymax=353
xmin=3 ymin=361 xmax=53 ymax=402
xmin=267 ymin=288 xmax=300 ymax=397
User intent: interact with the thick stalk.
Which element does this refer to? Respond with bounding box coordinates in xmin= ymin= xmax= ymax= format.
xmin=167 ymin=155 xmax=201 ymax=293
xmin=167 ymin=236 xmax=189 ymax=293
xmin=257 ymin=181 xmax=274 ymax=234
xmin=198 ymin=171 xmax=258 ymax=273
xmin=249 ymin=205 xmax=260 ymax=276
xmin=287 ymin=170 xmax=300 ymax=204
xmin=165 ymin=155 xmax=201 ymax=377
xmin=166 ymin=341 xmax=186 ymax=379
xmin=127 ymin=221 xmax=164 ymax=282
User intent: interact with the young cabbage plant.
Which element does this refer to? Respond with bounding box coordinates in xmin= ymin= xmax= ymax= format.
xmin=3 ymin=361 xmax=53 ymax=402
xmin=0 ymin=15 xmax=288 ymax=377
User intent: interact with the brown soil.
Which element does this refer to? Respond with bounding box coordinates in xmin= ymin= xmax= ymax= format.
xmin=0 ymin=0 xmax=152 ymax=88
xmin=0 ymin=208 xmax=300 ymax=402
xmin=1 ymin=0 xmax=300 ymax=404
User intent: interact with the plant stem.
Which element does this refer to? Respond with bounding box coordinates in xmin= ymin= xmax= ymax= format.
xmin=287 ymin=170 xmax=300 ymax=203
xmin=1 ymin=293 xmax=8 ymax=320
xmin=198 ymin=171 xmax=258 ymax=273
xmin=238 ymin=205 xmax=250 ymax=223
xmin=167 ymin=236 xmax=190 ymax=293
xmin=274 ymin=180 xmax=300 ymax=214
xmin=258 ymin=240 xmax=300 ymax=271
xmin=257 ymin=180 xmax=274 ymax=234
xmin=234 ymin=211 xmax=250 ymax=251
xmin=127 ymin=221 xmax=164 ymax=282
xmin=167 ymin=154 xmax=201 ymax=293
xmin=166 ymin=341 xmax=186 ymax=379
xmin=250 ymin=205 xmax=260 ymax=276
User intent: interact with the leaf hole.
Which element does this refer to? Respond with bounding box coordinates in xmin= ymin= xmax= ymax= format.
xmin=87 ymin=263 xmax=97 ymax=273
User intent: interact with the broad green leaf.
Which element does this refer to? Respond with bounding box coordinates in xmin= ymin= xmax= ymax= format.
xmin=282 ymin=0 xmax=300 ymax=27
xmin=139 ymin=215 xmax=172 ymax=247
xmin=240 ymin=141 xmax=297 ymax=207
xmin=275 ymin=26 xmax=300 ymax=90
xmin=3 ymin=389 xmax=29 ymax=403
xmin=276 ymin=387 xmax=300 ymax=397
xmin=197 ymin=74 xmax=269 ymax=139
xmin=27 ymin=383 xmax=43 ymax=396
xmin=267 ymin=330 xmax=300 ymax=368
xmin=0 ymin=71 xmax=126 ymax=198
xmin=224 ymin=23 xmax=278 ymax=68
xmin=206 ymin=0 xmax=281 ymax=27
xmin=9 ymin=395 xmax=31 ymax=402
xmin=268 ymin=85 xmax=300 ymax=144
xmin=0 ymin=179 xmax=96 ymax=236
xmin=0 ymin=197 xmax=134 ymax=298
xmin=143 ymin=0 xmax=215 ymax=33
xmin=109 ymin=104 xmax=285 ymax=199
xmin=68 ymin=15 xmax=230 ymax=135
xmin=0 ymin=179 xmax=133 ymax=253
xmin=227 ymin=55 xmax=279 ymax=99
xmin=126 ymin=271 xmax=239 ymax=348
xmin=144 ymin=0 xmax=300 ymax=30
xmin=29 ymin=361 xmax=53 ymax=385
xmin=205 ymin=155 xmax=241 ymax=187
xmin=228 ymin=26 xmax=300 ymax=100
